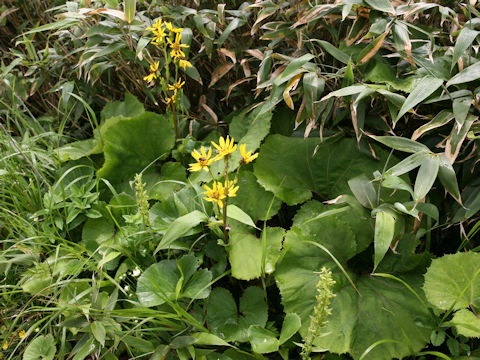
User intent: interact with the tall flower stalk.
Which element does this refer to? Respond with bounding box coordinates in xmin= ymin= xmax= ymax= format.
xmin=188 ymin=136 xmax=258 ymax=243
xmin=143 ymin=19 xmax=193 ymax=139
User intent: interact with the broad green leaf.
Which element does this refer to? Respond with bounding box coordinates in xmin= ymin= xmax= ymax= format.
xmin=303 ymin=72 xmax=325 ymax=117
xmin=273 ymin=54 xmax=315 ymax=87
xmin=452 ymin=27 xmax=479 ymax=70
xmin=411 ymin=110 xmax=454 ymax=140
xmin=23 ymin=335 xmax=56 ymax=360
xmin=228 ymin=227 xmax=284 ymax=280
xmin=97 ymin=112 xmax=175 ymax=182
xmin=254 ymin=136 xmax=394 ymax=205
xmin=446 ymin=114 xmax=476 ymax=163
xmin=279 ymin=313 xmax=301 ymax=345
xmin=386 ymin=151 xmax=430 ymax=176
xmin=452 ymin=97 xmax=472 ymax=127
xmin=124 ymin=0 xmax=136 ymax=23
xmin=227 ymin=204 xmax=258 ymax=229
xmin=155 ymin=210 xmax=208 ymax=253
xmin=371 ymin=135 xmax=430 ymax=153
xmin=321 ymin=84 xmax=368 ymax=101
xmin=56 ymin=139 xmax=99 ymax=162
xmin=438 ymin=154 xmax=461 ymax=202
xmin=91 ymin=321 xmax=106 ymax=346
xmin=100 ymin=93 xmax=144 ymax=121
xmin=191 ymin=332 xmax=232 ymax=347
xmin=413 ymin=156 xmax=440 ymax=202
xmin=447 ymin=61 xmax=480 ymax=87
xmin=348 ymin=175 xmax=377 ymax=209
xmin=396 ymin=76 xmax=443 ymax=122
xmin=365 ymin=0 xmax=394 ymax=13
xmin=207 ymin=287 xmax=267 ymax=342
xmin=275 ymin=202 xmax=432 ymax=359
xmin=424 ymin=252 xmax=480 ymax=311
xmin=450 ymin=309 xmax=480 ymax=338
xmin=248 ymin=326 xmax=279 ymax=354
xmin=82 ymin=217 xmax=115 ymax=246
xmin=381 ymin=174 xmax=413 ymax=197
xmin=373 ymin=211 xmax=395 ymax=271
xmin=136 ymin=255 xmax=212 ymax=307
xmin=316 ymin=40 xmax=350 ymax=64
xmin=217 ymin=17 xmax=246 ymax=47
xmin=229 ymin=170 xmax=281 ymax=221
xmin=147 ymin=162 xmax=187 ymax=201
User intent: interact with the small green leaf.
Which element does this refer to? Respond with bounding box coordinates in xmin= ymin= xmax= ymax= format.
xmin=453 ymin=96 xmax=472 ymax=128
xmin=155 ymin=210 xmax=207 ymax=253
xmin=413 ymin=156 xmax=440 ymax=202
xmin=227 ymin=205 xmax=258 ymax=229
xmin=450 ymin=309 xmax=480 ymax=338
xmin=437 ymin=154 xmax=461 ymax=202
xmin=23 ymin=335 xmax=56 ymax=360
xmin=365 ymin=0 xmax=394 ymax=13
xmin=386 ymin=151 xmax=430 ymax=176
xmin=248 ymin=326 xmax=279 ymax=354
xmin=371 ymin=135 xmax=430 ymax=153
xmin=396 ymin=76 xmax=443 ymax=122
xmin=321 ymin=84 xmax=368 ymax=101
xmin=447 ymin=61 xmax=480 ymax=87
xmin=273 ymin=54 xmax=315 ymax=87
xmin=348 ymin=175 xmax=377 ymax=209
xmin=381 ymin=174 xmax=413 ymax=197
xmin=124 ymin=0 xmax=136 ymax=23
xmin=452 ymin=27 xmax=479 ymax=70
xmin=191 ymin=332 xmax=232 ymax=347
xmin=316 ymin=40 xmax=350 ymax=64
xmin=279 ymin=313 xmax=301 ymax=345
xmin=374 ymin=211 xmax=395 ymax=271
xmin=91 ymin=321 xmax=106 ymax=346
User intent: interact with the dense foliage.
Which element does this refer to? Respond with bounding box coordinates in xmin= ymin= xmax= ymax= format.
xmin=1 ymin=0 xmax=480 ymax=359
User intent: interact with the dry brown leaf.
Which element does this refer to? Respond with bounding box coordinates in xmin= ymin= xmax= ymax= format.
xmin=283 ymin=73 xmax=303 ymax=110
xmin=295 ymin=98 xmax=306 ymax=130
xmin=246 ymin=49 xmax=264 ymax=60
xmin=208 ymin=63 xmax=235 ymax=88
xmin=358 ymin=30 xmax=389 ymax=65
xmin=350 ymin=102 xmax=361 ymax=142
xmin=290 ymin=5 xmax=333 ymax=29
xmin=241 ymin=59 xmax=251 ymax=77
xmin=87 ymin=8 xmax=126 ymax=21
xmin=218 ymin=48 xmax=236 ymax=64
xmin=201 ymin=103 xmax=218 ymax=123
xmin=223 ymin=77 xmax=253 ymax=101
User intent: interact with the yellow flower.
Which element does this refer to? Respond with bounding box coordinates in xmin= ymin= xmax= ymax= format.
xmin=166 ymin=94 xmax=177 ymax=106
xmin=18 ymin=330 xmax=26 ymax=339
xmin=152 ymin=28 xmax=167 ymax=45
xmin=165 ymin=22 xmax=184 ymax=33
xmin=146 ymin=19 xmax=163 ymax=33
xmin=167 ymin=78 xmax=185 ymax=95
xmin=211 ymin=136 xmax=237 ymax=158
xmin=2 ymin=342 xmax=7 ymax=351
xmin=224 ymin=179 xmax=239 ymax=197
xmin=178 ymin=58 xmax=192 ymax=70
xmin=143 ymin=61 xmax=159 ymax=82
xmin=188 ymin=146 xmax=216 ymax=172
xmin=167 ymin=33 xmax=189 ymax=59
xmin=203 ymin=181 xmax=226 ymax=208
xmin=240 ymin=144 xmax=258 ymax=164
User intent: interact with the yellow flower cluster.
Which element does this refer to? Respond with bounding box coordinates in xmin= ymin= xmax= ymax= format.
xmin=188 ymin=136 xmax=259 ymax=208
xmin=203 ymin=180 xmax=239 ymax=208
xmin=143 ymin=61 xmax=159 ymax=83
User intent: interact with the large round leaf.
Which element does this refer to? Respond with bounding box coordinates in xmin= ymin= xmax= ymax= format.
xmin=254 ymin=135 xmax=393 ymax=205
xmin=423 ymin=252 xmax=480 ymax=311
xmin=136 ymin=254 xmax=212 ymax=307
xmin=23 ymin=335 xmax=56 ymax=360
xmin=97 ymin=112 xmax=175 ymax=182
xmin=275 ymin=201 xmax=433 ymax=360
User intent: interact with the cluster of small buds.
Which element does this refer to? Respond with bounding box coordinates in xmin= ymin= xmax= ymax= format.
xmin=134 ymin=174 xmax=151 ymax=227
xmin=301 ymin=267 xmax=336 ymax=360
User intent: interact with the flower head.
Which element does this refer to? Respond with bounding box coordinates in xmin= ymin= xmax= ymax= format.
xmin=143 ymin=61 xmax=159 ymax=83
xmin=178 ymin=58 xmax=192 ymax=70
xmin=147 ymin=19 xmax=167 ymax=45
xmin=188 ymin=146 xmax=217 ymax=172
xmin=18 ymin=330 xmax=26 ymax=339
xmin=211 ymin=136 xmax=237 ymax=158
xmin=165 ymin=22 xmax=184 ymax=33
xmin=167 ymin=78 xmax=185 ymax=95
xmin=166 ymin=94 xmax=177 ymax=106
xmin=224 ymin=179 xmax=239 ymax=197
xmin=2 ymin=341 xmax=8 ymax=350
xmin=240 ymin=144 xmax=258 ymax=164
xmin=167 ymin=33 xmax=189 ymax=60
xmin=203 ymin=181 xmax=226 ymax=208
